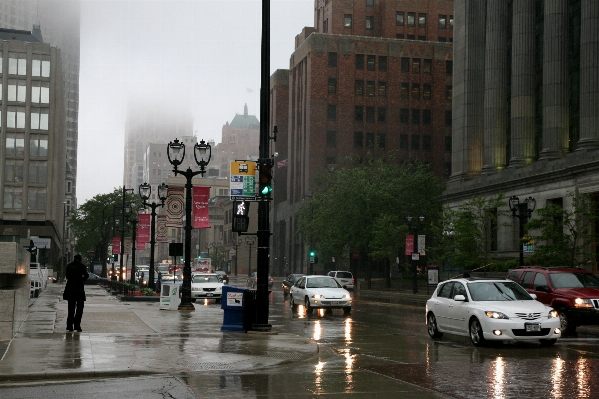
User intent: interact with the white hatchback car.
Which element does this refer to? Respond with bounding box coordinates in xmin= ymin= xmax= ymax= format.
xmin=426 ymin=278 xmax=561 ymax=346
xmin=290 ymin=275 xmax=352 ymax=314
xmin=191 ymin=273 xmax=223 ymax=302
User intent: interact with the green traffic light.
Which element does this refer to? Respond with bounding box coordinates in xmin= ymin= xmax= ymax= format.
xmin=310 ymin=251 xmax=315 ymax=256
xmin=261 ymin=185 xmax=273 ymax=195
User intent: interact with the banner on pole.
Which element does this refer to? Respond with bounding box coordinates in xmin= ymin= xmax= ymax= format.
xmin=166 ymin=186 xmax=184 ymax=227
xmin=405 ymin=235 xmax=414 ymax=255
xmin=137 ymin=213 xmax=151 ymax=243
xmin=193 ymin=186 xmax=210 ymax=228
xmin=156 ymin=215 xmax=168 ymax=243
xmin=112 ymin=236 xmax=121 ymax=254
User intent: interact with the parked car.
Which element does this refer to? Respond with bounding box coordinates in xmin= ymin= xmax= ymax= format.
xmin=426 ymin=277 xmax=561 ymax=346
xmin=247 ymin=272 xmax=274 ymax=289
xmin=507 ymin=266 xmax=599 ymax=335
xmin=214 ymin=271 xmax=229 ymax=284
xmin=290 ymin=275 xmax=352 ymax=314
xmin=282 ymin=273 xmax=306 ymax=297
xmin=191 ymin=273 xmax=223 ymax=302
xmin=327 ymin=271 xmax=355 ymax=290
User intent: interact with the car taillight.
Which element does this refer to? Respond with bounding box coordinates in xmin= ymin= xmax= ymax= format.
xmin=352 ymin=278 xmax=355 ymax=284
xmin=270 ymin=277 xmax=274 ymax=281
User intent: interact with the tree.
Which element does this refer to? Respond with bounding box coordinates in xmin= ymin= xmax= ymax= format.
xmin=526 ymin=191 xmax=598 ymax=268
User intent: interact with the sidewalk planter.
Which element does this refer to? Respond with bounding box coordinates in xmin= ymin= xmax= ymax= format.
xmin=221 ymin=286 xmax=245 ymax=331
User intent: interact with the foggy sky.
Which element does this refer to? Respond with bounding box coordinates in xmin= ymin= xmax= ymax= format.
xmin=78 ymin=0 xmax=313 ymax=203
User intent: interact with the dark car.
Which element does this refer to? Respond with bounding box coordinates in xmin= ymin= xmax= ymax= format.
xmin=247 ymin=272 xmax=274 ymax=289
xmin=215 ymin=271 xmax=229 ymax=285
xmin=508 ymin=266 xmax=599 ymax=335
xmin=282 ymin=273 xmax=306 ymax=297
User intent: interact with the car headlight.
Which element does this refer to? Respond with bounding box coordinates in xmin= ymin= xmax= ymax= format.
xmin=342 ymin=294 xmax=350 ymax=299
xmin=574 ymin=298 xmax=593 ymax=308
xmin=312 ymin=294 xmax=324 ymax=299
xmin=548 ymin=309 xmax=559 ymax=319
xmin=485 ymin=311 xmax=509 ymax=319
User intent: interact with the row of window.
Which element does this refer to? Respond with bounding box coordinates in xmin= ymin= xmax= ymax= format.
xmin=2 ymin=81 xmax=50 ymax=103
xmin=396 ymin=12 xmax=454 ymax=30
xmin=326 ymin=105 xmax=452 ymax=126
xmin=328 ymin=79 xmax=452 ymax=101
xmin=0 ymin=107 xmax=50 ymax=129
xmin=4 ymin=160 xmax=47 ymax=183
xmin=6 ymin=135 xmax=48 ymax=157
xmin=328 ymin=53 xmax=453 ymax=77
xmin=326 ymin=130 xmax=452 ymax=153
xmin=1 ymin=53 xmax=51 ymax=77
xmin=4 ymin=187 xmax=46 ymax=210
xmin=395 ymin=34 xmax=453 ymax=42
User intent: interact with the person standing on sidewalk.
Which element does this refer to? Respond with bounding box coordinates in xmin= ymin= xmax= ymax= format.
xmin=63 ymin=254 xmax=89 ymax=332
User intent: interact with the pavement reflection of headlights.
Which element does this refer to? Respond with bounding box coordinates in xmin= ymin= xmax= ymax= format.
xmin=485 ymin=311 xmax=509 ymax=319
xmin=574 ymin=298 xmax=593 ymax=308
xmin=548 ymin=310 xmax=559 ymax=319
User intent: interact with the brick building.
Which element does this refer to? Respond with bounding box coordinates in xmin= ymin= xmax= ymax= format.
xmin=271 ymin=0 xmax=454 ymax=275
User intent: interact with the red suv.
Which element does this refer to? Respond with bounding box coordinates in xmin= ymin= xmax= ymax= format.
xmin=507 ymin=267 xmax=599 ymax=335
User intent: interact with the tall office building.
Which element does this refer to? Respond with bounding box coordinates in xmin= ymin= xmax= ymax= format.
xmin=0 ymin=0 xmax=80 ymax=210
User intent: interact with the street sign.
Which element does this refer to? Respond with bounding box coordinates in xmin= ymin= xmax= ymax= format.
xmin=411 ymin=253 xmax=420 ymax=261
xmin=230 ymin=161 xmax=257 ymax=200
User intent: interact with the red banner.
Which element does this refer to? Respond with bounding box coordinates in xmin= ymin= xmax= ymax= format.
xmin=193 ymin=186 xmax=210 ymax=228
xmin=137 ymin=213 xmax=151 ymax=243
xmin=136 ymin=240 xmax=146 ymax=250
xmin=112 ymin=236 xmax=121 ymax=254
xmin=405 ymin=235 xmax=414 ymax=255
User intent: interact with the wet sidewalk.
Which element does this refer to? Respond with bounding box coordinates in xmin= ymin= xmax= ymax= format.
xmin=0 ymin=283 xmax=318 ymax=382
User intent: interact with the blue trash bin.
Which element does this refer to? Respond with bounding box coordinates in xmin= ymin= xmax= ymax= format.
xmin=221 ymin=285 xmax=245 ymax=331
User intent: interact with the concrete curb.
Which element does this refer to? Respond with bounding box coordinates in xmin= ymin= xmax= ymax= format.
xmin=0 ymin=369 xmax=160 ymax=383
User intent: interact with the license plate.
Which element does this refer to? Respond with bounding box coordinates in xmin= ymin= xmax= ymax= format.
xmin=525 ymin=323 xmax=541 ymax=332
xmin=207 ymin=293 xmax=213 ymax=297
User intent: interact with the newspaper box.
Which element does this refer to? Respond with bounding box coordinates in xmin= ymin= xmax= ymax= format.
xmin=221 ymin=285 xmax=245 ymax=331
xmin=160 ymin=283 xmax=180 ymax=310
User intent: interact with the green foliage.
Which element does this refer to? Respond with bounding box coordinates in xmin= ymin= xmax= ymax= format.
xmin=140 ymin=288 xmax=155 ymax=296
xmin=526 ymin=192 xmax=598 ymax=267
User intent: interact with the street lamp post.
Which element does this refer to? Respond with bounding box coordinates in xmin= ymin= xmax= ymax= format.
xmin=167 ymin=138 xmax=211 ymax=310
xmin=509 ymin=196 xmax=536 ymax=266
xmin=112 ymin=208 xmax=119 ymax=281
xmin=62 ymin=201 xmax=67 ymax=281
xmin=407 ymin=215 xmax=425 ymax=294
xmin=139 ymin=182 xmax=168 ymax=290
xmin=118 ymin=187 xmax=134 ymax=283
xmin=245 ymin=236 xmax=256 ymax=277
xmin=231 ymin=237 xmax=242 ymax=276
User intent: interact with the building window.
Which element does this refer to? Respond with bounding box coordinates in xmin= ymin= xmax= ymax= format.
xmin=8 ymin=80 xmax=26 ymax=102
xmin=355 ymin=106 xmax=364 ymax=122
xmin=423 ymin=110 xmax=431 ymax=125
xmin=29 ymin=162 xmax=47 ymax=184
xmin=378 ymin=56 xmax=387 ymax=71
xmin=328 ymin=78 xmax=337 ymax=95
xmin=412 ymin=109 xmax=420 ymax=125
xmin=407 ymin=12 xmax=415 ymax=26
xmin=32 ymin=81 xmax=50 ymax=104
xmin=366 ymin=80 xmax=375 ymax=97
xmin=67 ymin=181 xmax=72 ymax=193
xmin=344 ymin=14 xmax=352 ymax=28
xmin=356 ymin=54 xmax=364 ymax=70
xmin=366 ymin=133 xmax=375 ymax=148
xmin=5 ymin=159 xmax=24 ymax=183
xmin=446 ymin=85 xmax=453 ymax=101
xmin=412 ymin=58 xmax=421 ymax=73
xmin=412 ymin=83 xmax=420 ymax=99
xmin=366 ymin=16 xmax=374 ymax=30
xmin=28 ymin=188 xmax=46 ymax=210
xmin=355 ymin=80 xmax=364 ymax=96
xmin=377 ymin=133 xmax=386 ymax=149
xmin=397 ymin=34 xmax=405 ymax=39
xmin=423 ymin=84 xmax=431 ymax=100
xmin=445 ymin=110 xmax=452 ymax=127
xmin=366 ymin=107 xmax=375 ymax=123
xmin=31 ymin=108 xmax=49 ymax=130
xmin=401 ymin=57 xmax=410 ymax=73
xmin=323 ymin=18 xmax=328 ymax=33
xmin=418 ymin=13 xmax=426 ymax=27
xmin=378 ymin=107 xmax=386 ymax=123
xmin=354 ymin=131 xmax=363 ymax=148
xmin=4 ymin=187 xmax=23 ymax=209
xmin=366 ymin=0 xmax=374 ymax=6
xmin=400 ymin=108 xmax=409 ymax=124
xmin=445 ymin=136 xmax=452 ymax=152
xmin=326 ymin=157 xmax=336 ymax=168
xmin=378 ymin=81 xmax=386 ymax=97
xmin=327 ymin=104 xmax=336 ymax=121
xmin=450 ymin=15 xmax=454 ymax=29
xmin=396 ymin=12 xmax=404 ymax=26
xmin=418 ymin=35 xmax=427 ymax=41
xmin=408 ymin=34 xmax=415 ymax=40
xmin=400 ymin=134 xmax=409 ymax=149
xmin=367 ymin=55 xmax=375 ymax=70
xmin=446 ymin=60 xmax=453 ymax=76
xmin=439 ymin=37 xmax=447 ymax=42
xmin=8 ymin=52 xmax=26 ymax=75
xmin=422 ymin=135 xmax=431 ymax=151
xmin=400 ymin=82 xmax=409 ymax=99
xmin=30 ymin=136 xmax=48 ymax=157
xmin=7 ymin=106 xmax=25 ymax=129
xmin=411 ymin=134 xmax=420 ymax=150
xmin=327 ymin=131 xmax=336 ymax=147
xmin=439 ymin=15 xmax=447 ymax=29
xmin=423 ymin=59 xmax=432 ymax=74
xmin=328 ymin=52 xmax=337 ymax=67
xmin=6 ymin=134 xmax=25 ymax=156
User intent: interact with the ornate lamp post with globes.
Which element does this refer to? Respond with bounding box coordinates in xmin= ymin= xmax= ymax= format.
xmin=139 ymin=182 xmax=168 ymax=290
xmin=167 ymin=138 xmax=211 ymax=310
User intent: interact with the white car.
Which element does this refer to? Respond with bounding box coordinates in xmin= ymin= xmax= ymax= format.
xmin=191 ymin=273 xmax=223 ymax=302
xmin=426 ymin=278 xmax=562 ymax=346
xmin=327 ymin=270 xmax=354 ymax=290
xmin=290 ymin=275 xmax=352 ymax=314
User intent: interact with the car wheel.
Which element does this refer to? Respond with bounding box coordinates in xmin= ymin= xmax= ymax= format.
xmin=290 ymin=295 xmax=298 ymax=311
xmin=305 ymin=297 xmax=313 ymax=314
xmin=427 ymin=313 xmax=443 ymax=339
xmin=343 ymin=307 xmax=351 ymax=314
xmin=558 ymin=310 xmax=576 ymax=335
xmin=469 ymin=317 xmax=486 ymax=347
xmin=191 ymin=298 xmax=196 ymax=303
xmin=539 ymin=339 xmax=557 ymax=347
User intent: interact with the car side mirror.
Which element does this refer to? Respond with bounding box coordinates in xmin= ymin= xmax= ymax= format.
xmin=453 ymin=294 xmax=466 ymax=302
xmin=529 ymin=293 xmax=537 ymax=299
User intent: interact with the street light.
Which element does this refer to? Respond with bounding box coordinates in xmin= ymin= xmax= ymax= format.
xmin=406 ymin=215 xmax=425 ymax=294
xmin=139 ymin=182 xmax=168 ymax=290
xmin=509 ymin=195 xmax=536 ymax=266
xmin=231 ymin=237 xmax=242 ymax=276
xmin=245 ymin=236 xmax=256 ymax=277
xmin=167 ymin=138 xmax=211 ymax=310
xmin=119 ymin=187 xmax=135 ymax=283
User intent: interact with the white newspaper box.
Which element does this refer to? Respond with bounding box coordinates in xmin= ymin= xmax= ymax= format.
xmin=160 ymin=283 xmax=180 ymax=310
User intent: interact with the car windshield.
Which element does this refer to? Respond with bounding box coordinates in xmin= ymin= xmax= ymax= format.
xmin=306 ymin=277 xmax=341 ymax=289
xmin=549 ymin=272 xmax=599 ymax=288
xmin=468 ymin=281 xmax=532 ymax=301
xmin=193 ymin=275 xmax=220 ymax=283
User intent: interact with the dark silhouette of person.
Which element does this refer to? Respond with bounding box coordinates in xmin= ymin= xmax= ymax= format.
xmin=63 ymin=254 xmax=89 ymax=332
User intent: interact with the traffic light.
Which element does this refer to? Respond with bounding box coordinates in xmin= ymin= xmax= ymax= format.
xmin=232 ymin=200 xmax=250 ymax=233
xmin=258 ymin=159 xmax=273 ymax=196
xmin=309 ymin=250 xmax=318 ymax=264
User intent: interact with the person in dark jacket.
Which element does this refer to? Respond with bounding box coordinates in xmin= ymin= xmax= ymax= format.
xmin=63 ymin=254 xmax=89 ymax=332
